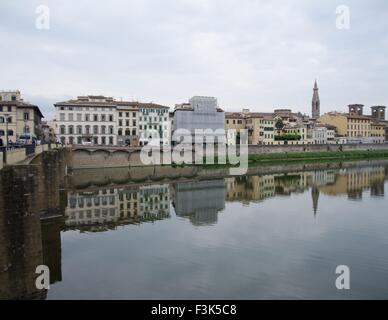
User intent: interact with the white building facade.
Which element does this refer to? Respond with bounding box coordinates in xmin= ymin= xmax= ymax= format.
xmin=55 ymin=96 xmax=117 ymax=145
xmin=138 ymin=103 xmax=170 ymax=146
xmin=313 ymin=126 xmax=328 ymax=144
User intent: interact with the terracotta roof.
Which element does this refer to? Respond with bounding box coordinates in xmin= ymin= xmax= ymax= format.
xmin=345 ymin=114 xmax=372 ymax=120
xmin=1 ymin=100 xmax=44 ymax=118
xmin=54 ymin=99 xmax=169 ymax=110
xmin=225 ymin=111 xmax=301 ymax=120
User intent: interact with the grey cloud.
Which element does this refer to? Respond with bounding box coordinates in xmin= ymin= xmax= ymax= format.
xmin=1 ymin=0 xmax=388 ymax=119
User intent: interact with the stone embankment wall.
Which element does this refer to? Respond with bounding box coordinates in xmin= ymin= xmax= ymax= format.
xmin=70 ymin=144 xmax=388 ymax=169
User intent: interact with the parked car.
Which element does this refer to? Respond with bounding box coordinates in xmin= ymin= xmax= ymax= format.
xmin=16 ymin=134 xmax=38 ymax=145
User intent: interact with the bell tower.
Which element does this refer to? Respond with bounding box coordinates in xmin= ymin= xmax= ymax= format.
xmin=312 ymin=80 xmax=320 ymax=119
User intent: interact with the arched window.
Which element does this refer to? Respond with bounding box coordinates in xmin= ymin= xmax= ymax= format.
xmin=125 ymin=129 xmax=130 ymax=136
xmin=69 ymin=136 xmax=74 ymax=144
xmin=118 ymin=129 xmax=123 ymax=136
xmin=101 ymin=126 xmax=106 ymax=134
xmin=85 ymin=125 xmax=90 ymax=135
xmin=60 ymin=125 xmax=66 ymax=135
xmin=77 ymin=136 xmax=82 ymax=144
xmin=109 ymin=136 xmax=114 ymax=145
xmin=68 ymin=125 xmax=74 ymax=134
xmin=77 ymin=125 xmax=82 ymax=134
xmin=109 ymin=126 xmax=114 ymax=134
xmin=93 ymin=125 xmax=99 ymax=134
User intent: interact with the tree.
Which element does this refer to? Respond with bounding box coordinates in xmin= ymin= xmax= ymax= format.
xmin=275 ymin=119 xmax=284 ymax=135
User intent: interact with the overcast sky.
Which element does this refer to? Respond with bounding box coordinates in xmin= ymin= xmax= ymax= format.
xmin=1 ymin=0 xmax=388 ymax=120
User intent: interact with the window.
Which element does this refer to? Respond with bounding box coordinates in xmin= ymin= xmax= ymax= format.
xmin=133 ymin=112 xmax=136 ymax=117
xmin=77 ymin=113 xmax=82 ymax=121
xmin=7 ymin=106 xmax=12 ymax=112
xmin=85 ymin=114 xmax=90 ymax=121
xmin=118 ymin=129 xmax=123 ymax=136
xmin=126 ymin=120 xmax=129 ymax=126
xmin=126 ymin=112 xmax=129 ymax=117
xmin=93 ymin=125 xmax=99 ymax=134
xmin=60 ymin=125 xmax=66 ymax=134
xmin=85 ymin=125 xmax=90 ymax=134
xmin=119 ymin=119 xmax=123 ymax=126
xmin=0 ymin=130 xmax=4 ymax=136
xmin=8 ymin=130 xmax=13 ymax=136
xmin=109 ymin=115 xmax=114 ymax=122
xmin=68 ymin=125 xmax=74 ymax=134
xmin=77 ymin=125 xmax=82 ymax=134
xmin=133 ymin=120 xmax=136 ymax=126
xmin=109 ymin=126 xmax=114 ymax=134
xmin=101 ymin=126 xmax=106 ymax=134
xmin=109 ymin=136 xmax=114 ymax=145
xmin=119 ymin=112 xmax=122 ymax=117
xmin=24 ymin=112 xmax=29 ymax=120
xmin=77 ymin=136 xmax=82 ymax=144
xmin=60 ymin=113 xmax=65 ymax=121
xmin=101 ymin=115 xmax=106 ymax=122
xmin=68 ymin=113 xmax=74 ymax=121
xmin=101 ymin=136 xmax=106 ymax=145
xmin=93 ymin=114 xmax=98 ymax=122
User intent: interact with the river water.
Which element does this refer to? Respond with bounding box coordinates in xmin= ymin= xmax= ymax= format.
xmin=1 ymin=160 xmax=388 ymax=299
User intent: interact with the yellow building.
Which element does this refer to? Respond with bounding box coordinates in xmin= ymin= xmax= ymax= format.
xmin=318 ymin=112 xmax=369 ymax=137
xmin=225 ymin=111 xmax=247 ymax=145
xmin=0 ymin=90 xmax=44 ymax=143
xmin=318 ymin=105 xmax=387 ymax=143
xmin=370 ymin=121 xmax=385 ymax=143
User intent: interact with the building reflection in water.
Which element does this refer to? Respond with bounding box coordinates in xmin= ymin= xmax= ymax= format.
xmin=171 ymin=180 xmax=226 ymax=226
xmin=225 ymin=165 xmax=386 ymax=216
xmin=65 ymin=184 xmax=171 ymax=231
xmin=1 ymin=160 xmax=387 ymax=299
xmin=63 ymin=164 xmax=388 ymax=231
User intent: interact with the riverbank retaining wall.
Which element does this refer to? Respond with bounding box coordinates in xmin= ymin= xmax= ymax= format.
xmin=69 ymin=143 xmax=388 ymax=169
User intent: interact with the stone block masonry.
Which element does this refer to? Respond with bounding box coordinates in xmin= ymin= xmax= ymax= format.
xmin=5 ymin=148 xmax=26 ymax=165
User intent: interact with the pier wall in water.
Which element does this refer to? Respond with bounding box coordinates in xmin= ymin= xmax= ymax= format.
xmin=0 ymin=148 xmax=67 ymax=299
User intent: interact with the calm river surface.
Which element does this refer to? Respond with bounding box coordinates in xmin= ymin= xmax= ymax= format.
xmin=1 ymin=161 xmax=388 ymax=299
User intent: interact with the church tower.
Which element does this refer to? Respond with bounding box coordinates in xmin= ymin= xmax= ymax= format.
xmin=312 ymin=185 xmax=320 ymax=217
xmin=312 ymin=80 xmax=320 ymax=119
